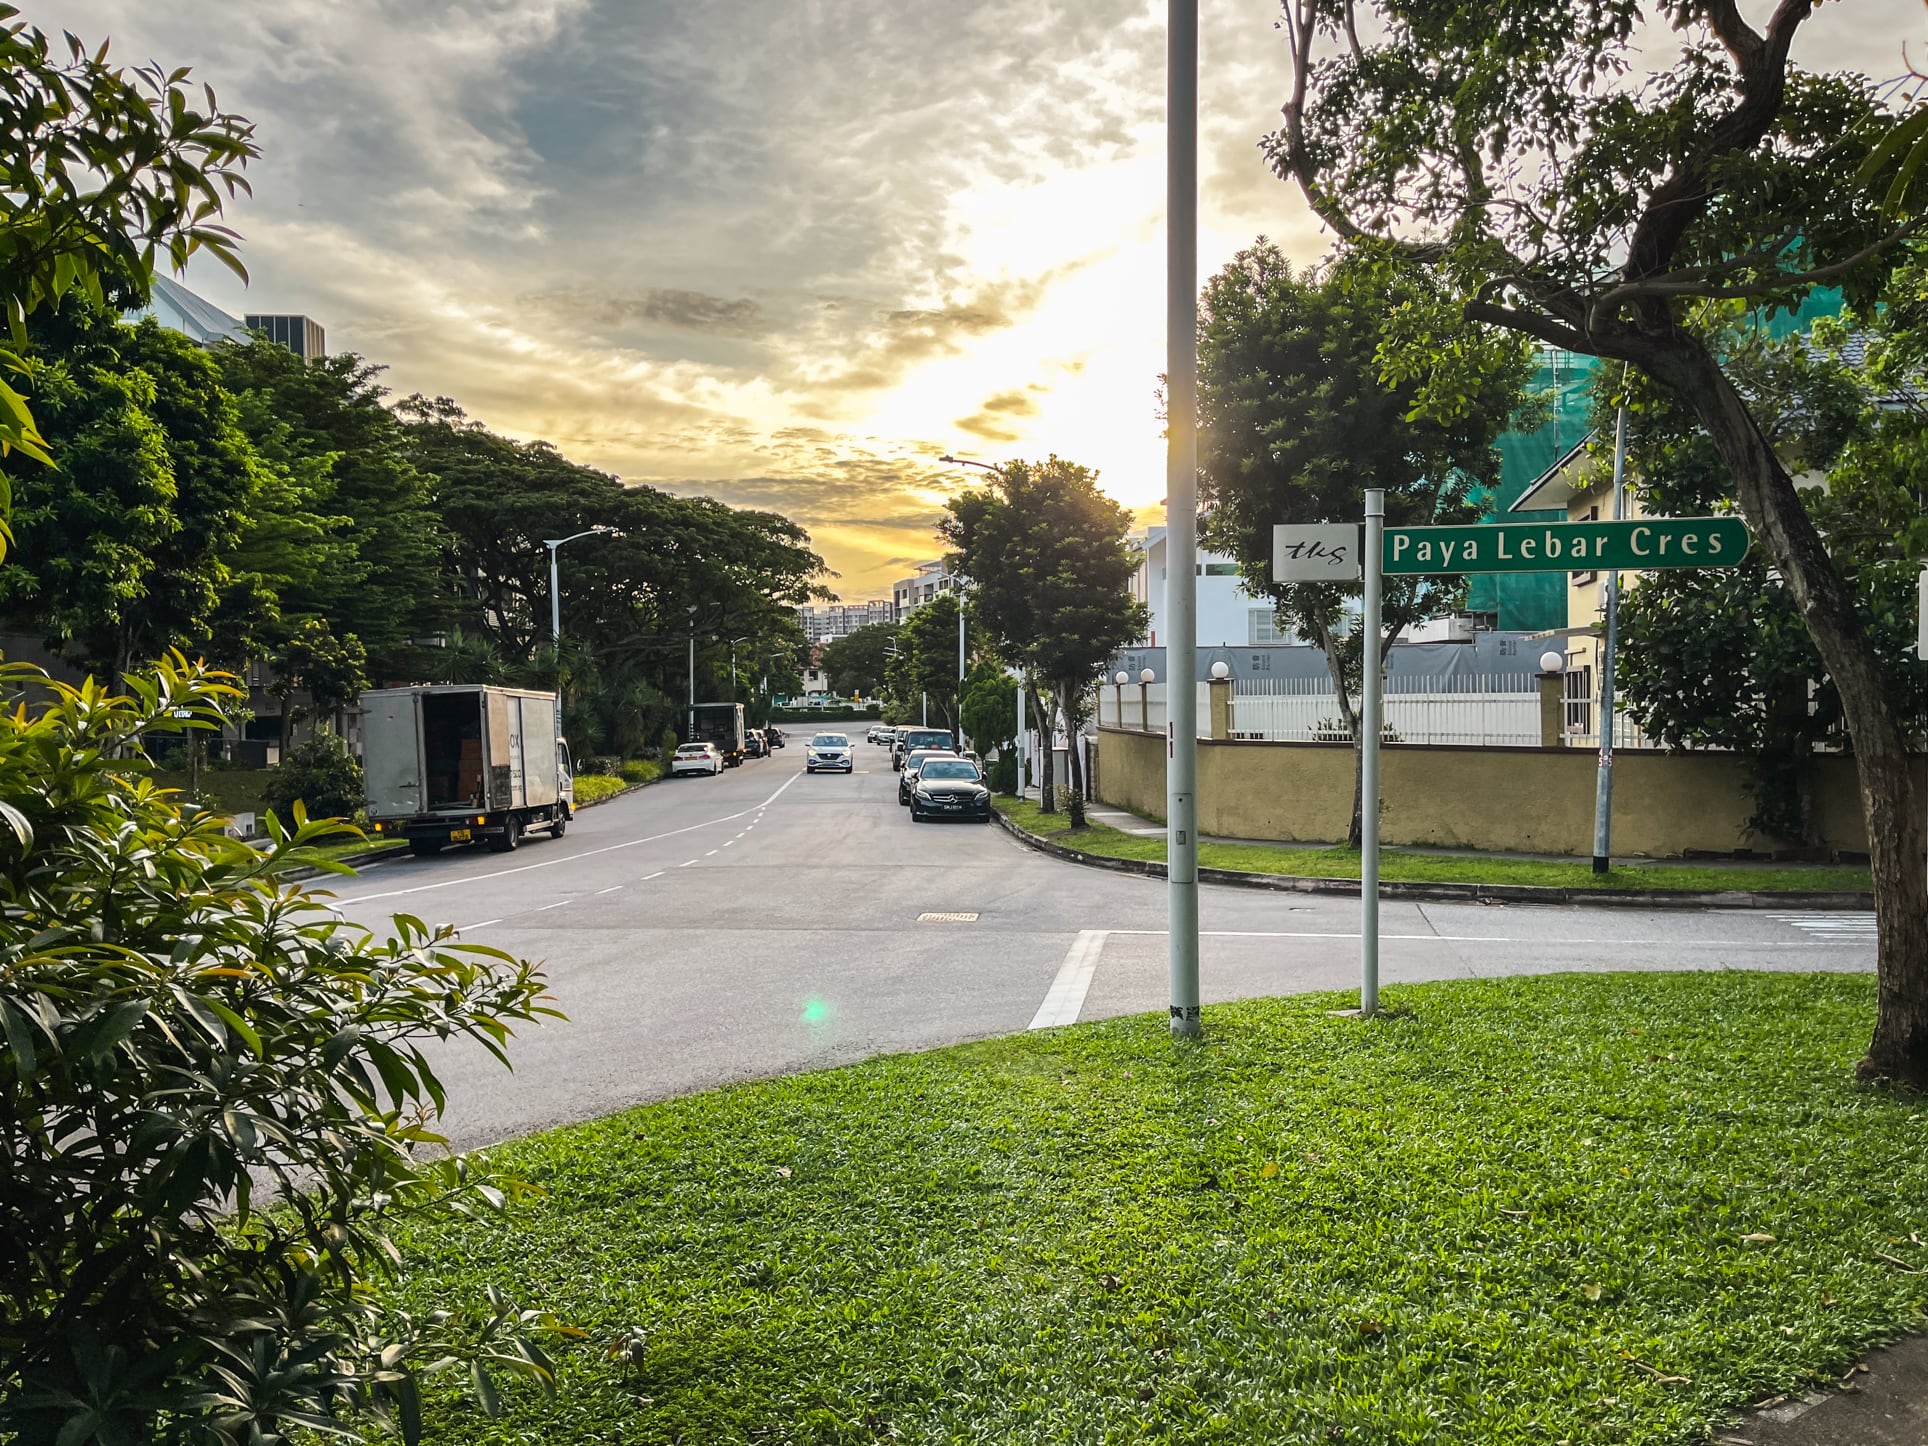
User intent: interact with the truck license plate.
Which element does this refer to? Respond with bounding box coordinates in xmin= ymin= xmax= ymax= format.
xmin=449 ymin=828 xmax=471 ymax=842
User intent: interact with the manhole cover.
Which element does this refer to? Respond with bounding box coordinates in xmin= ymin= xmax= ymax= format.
xmin=917 ymin=912 xmax=979 ymax=923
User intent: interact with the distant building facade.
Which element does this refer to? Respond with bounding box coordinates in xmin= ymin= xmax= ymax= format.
xmin=244 ymin=313 xmax=327 ymax=360
xmin=892 ymin=560 xmax=954 ymax=620
xmin=798 ymin=600 xmax=894 ymax=644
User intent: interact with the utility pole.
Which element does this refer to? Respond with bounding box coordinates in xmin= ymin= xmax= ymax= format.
xmin=1593 ymin=405 xmax=1629 ymax=873
xmin=1360 ymin=489 xmax=1385 ymax=1015
xmin=1165 ymin=0 xmax=1201 ymax=1039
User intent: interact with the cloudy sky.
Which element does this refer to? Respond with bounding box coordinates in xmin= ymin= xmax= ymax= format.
xmin=54 ymin=0 xmax=1920 ymax=598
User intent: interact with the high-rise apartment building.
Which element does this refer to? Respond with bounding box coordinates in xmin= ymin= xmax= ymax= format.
xmin=798 ymin=600 xmax=895 ymax=644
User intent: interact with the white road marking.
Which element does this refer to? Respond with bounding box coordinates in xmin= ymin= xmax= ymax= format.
xmin=460 ymin=919 xmax=501 ymax=930
xmin=1105 ymin=929 xmax=1851 ymax=947
xmin=721 ymin=841 xmax=734 ymax=848
xmin=705 ymin=849 xmax=719 ymax=856
xmin=642 ymin=871 xmax=665 ymax=881
xmin=1029 ymin=930 xmax=1109 ymax=1030
xmin=597 ymin=886 xmax=622 ymax=894
xmin=538 ymin=901 xmax=568 ymax=911
xmin=678 ymin=860 xmax=698 ymax=868
xmin=1766 ymin=912 xmax=1878 ymax=941
xmin=333 ymin=771 xmax=803 ymax=904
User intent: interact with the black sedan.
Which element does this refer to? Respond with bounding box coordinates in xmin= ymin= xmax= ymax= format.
xmin=908 ymin=758 xmax=993 ymax=823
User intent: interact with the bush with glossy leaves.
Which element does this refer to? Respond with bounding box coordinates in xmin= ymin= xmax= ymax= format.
xmin=0 ymin=657 xmax=565 ymax=1445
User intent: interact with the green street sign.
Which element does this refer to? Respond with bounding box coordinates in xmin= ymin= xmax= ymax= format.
xmin=1383 ymin=517 xmax=1749 ymax=575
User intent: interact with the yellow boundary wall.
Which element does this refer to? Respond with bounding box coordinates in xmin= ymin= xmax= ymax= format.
xmin=1094 ymin=726 xmax=1902 ymax=858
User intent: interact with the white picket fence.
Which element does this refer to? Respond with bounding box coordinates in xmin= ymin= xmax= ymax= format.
xmin=1095 ymin=674 xmax=1655 ymax=748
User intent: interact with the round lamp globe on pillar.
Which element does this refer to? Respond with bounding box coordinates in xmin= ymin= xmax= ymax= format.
xmin=1137 ymin=667 xmax=1155 ymax=733
xmin=1210 ymin=660 xmax=1229 ymax=679
xmin=1113 ymin=670 xmax=1129 ymax=728
xmin=1539 ymin=650 xmax=1566 ymax=675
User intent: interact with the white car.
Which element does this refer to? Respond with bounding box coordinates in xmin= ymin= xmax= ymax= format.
xmin=805 ymin=732 xmax=855 ymax=773
xmin=670 ymin=742 xmax=725 ymax=777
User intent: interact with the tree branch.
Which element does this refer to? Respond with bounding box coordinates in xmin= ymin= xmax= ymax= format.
xmin=1596 ymin=218 xmax=1919 ymax=309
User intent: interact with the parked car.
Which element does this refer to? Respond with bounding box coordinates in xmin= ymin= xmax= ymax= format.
xmin=745 ymin=728 xmax=767 ymax=757
xmin=892 ymin=727 xmax=955 ymax=770
xmin=670 ymin=741 xmax=725 ymax=777
xmin=766 ymin=726 xmax=785 ymax=749
xmin=909 ymin=757 xmax=994 ymax=823
xmin=866 ymin=725 xmax=891 ymax=745
xmin=805 ymin=732 xmax=855 ymax=773
xmin=897 ymin=747 xmax=961 ymax=805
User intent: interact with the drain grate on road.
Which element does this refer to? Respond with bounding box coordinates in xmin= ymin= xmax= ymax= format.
xmin=917 ymin=911 xmax=980 ymax=923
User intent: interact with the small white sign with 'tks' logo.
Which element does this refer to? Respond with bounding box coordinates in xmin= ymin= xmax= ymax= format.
xmin=1273 ymin=523 xmax=1361 ymax=582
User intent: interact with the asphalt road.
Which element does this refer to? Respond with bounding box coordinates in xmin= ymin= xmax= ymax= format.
xmin=330 ymin=736 xmax=1877 ymax=1152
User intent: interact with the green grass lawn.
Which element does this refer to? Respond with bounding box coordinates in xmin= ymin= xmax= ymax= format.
xmin=389 ymin=973 xmax=1925 ymax=1444
xmin=998 ymin=799 xmax=1874 ymax=894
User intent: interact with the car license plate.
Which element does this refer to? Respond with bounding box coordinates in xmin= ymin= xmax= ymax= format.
xmin=450 ymin=828 xmax=471 ymax=842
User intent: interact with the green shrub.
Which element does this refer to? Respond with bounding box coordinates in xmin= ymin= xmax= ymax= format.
xmin=989 ymin=752 xmax=1020 ymax=795
xmin=657 ymin=726 xmax=680 ymax=760
xmin=0 ymin=659 xmax=561 ymax=1445
xmin=571 ymin=774 xmax=629 ymax=805
xmin=618 ymin=759 xmax=661 ymax=784
xmin=262 ymin=730 xmax=365 ymax=822
xmin=581 ymin=755 xmax=622 ymax=777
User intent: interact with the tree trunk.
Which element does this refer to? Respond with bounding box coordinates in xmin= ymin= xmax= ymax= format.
xmin=1314 ymin=619 xmax=1364 ymax=848
xmin=1651 ymin=338 xmax=1928 ymax=1087
xmin=1057 ymin=682 xmax=1087 ymax=829
xmin=1033 ymin=684 xmax=1056 ymax=814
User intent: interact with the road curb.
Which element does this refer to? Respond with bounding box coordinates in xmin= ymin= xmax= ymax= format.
xmin=991 ymin=808 xmax=1874 ymax=911
xmin=283 ymin=774 xmax=669 ymax=881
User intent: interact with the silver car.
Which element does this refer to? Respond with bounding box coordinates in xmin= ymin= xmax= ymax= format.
xmin=805 ymin=732 xmax=855 ymax=773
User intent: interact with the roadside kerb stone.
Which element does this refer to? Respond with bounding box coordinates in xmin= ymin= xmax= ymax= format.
xmin=992 ymin=808 xmax=1875 ymax=912
xmin=283 ymin=775 xmax=662 ymax=881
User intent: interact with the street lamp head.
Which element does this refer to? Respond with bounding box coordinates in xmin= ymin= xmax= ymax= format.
xmin=1139 ymin=668 xmax=1156 ymax=684
xmin=1114 ymin=670 xmax=1129 ymax=685
xmin=593 ymin=524 xmax=624 ymax=536
xmin=1539 ymin=650 xmax=1567 ymax=674
xmin=1210 ymin=661 xmax=1230 ymax=680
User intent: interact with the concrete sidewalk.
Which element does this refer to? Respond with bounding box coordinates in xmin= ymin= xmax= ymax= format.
xmin=1719 ymin=1335 xmax=1928 ymax=1444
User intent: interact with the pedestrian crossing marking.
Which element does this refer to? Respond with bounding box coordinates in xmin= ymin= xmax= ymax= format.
xmin=1765 ymin=912 xmax=1877 ymax=942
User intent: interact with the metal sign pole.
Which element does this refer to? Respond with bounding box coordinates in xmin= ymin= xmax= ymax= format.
xmin=1360 ymin=489 xmax=1384 ymax=1015
xmin=1165 ymin=0 xmax=1201 ymax=1039
xmin=1593 ymin=405 xmax=1629 ymax=874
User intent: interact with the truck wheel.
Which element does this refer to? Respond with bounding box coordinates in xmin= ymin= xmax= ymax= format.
xmin=550 ymin=816 xmax=567 ymax=838
xmin=409 ymin=840 xmax=443 ymax=858
xmin=487 ymin=818 xmax=522 ymax=853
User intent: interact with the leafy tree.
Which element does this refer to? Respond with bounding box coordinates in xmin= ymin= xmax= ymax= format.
xmin=262 ymin=727 xmax=366 ymax=821
xmin=942 ymin=457 xmax=1146 ymax=827
xmin=1196 ymin=243 xmax=1533 ymax=844
xmin=217 ymin=342 xmax=449 ymax=677
xmin=1269 ymin=0 xmax=1928 ymax=1084
xmin=885 ymin=596 xmax=963 ymax=733
xmin=267 ymin=616 xmax=369 ymax=742
xmin=0 ymin=306 xmax=261 ymax=685
xmin=960 ymin=658 xmax=1019 ymax=760
xmin=1613 ymin=315 xmax=1928 ymax=844
xmin=820 ymin=621 xmax=898 ymax=698
xmin=397 ymin=397 xmax=824 ymax=756
xmin=0 ymin=658 xmax=559 ymax=1444
xmin=0 ymin=11 xmax=256 ymax=470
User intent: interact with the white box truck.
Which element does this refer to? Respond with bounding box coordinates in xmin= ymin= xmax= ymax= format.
xmin=360 ymin=685 xmax=574 ymax=856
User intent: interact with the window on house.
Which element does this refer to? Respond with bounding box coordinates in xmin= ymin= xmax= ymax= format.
xmin=1204 ymin=562 xmax=1239 ymax=576
xmin=1572 ymin=505 xmax=1600 ymax=586
xmin=1249 ymin=609 xmax=1290 ymax=644
xmin=1564 ymin=663 xmax=1594 ymax=738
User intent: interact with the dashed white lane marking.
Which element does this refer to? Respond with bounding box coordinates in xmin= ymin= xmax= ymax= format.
xmin=597 ymin=886 xmax=622 ymax=894
xmin=678 ymin=860 xmax=698 ymax=868
xmin=460 ymin=919 xmax=501 ymax=930
xmin=1104 ymin=928 xmax=1849 ymax=947
xmin=333 ymin=770 xmax=804 ymax=905
xmin=1765 ymin=912 xmax=1878 ymax=942
xmin=538 ymin=901 xmax=568 ymax=911
xmin=643 ymin=871 xmax=665 ymax=881
xmin=1029 ymin=930 xmax=1109 ymax=1030
xmin=722 ymin=841 xmax=734 ymax=848
xmin=705 ymin=849 xmax=719 ymax=856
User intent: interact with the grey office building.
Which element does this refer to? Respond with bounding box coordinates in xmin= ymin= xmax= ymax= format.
xmin=245 ymin=313 xmax=327 ymax=360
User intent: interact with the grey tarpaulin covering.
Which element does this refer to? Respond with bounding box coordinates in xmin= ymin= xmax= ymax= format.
xmin=1112 ymin=632 xmax=1547 ymax=686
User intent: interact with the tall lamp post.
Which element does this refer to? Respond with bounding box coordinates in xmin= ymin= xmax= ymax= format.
xmin=686 ymin=605 xmax=699 ymax=711
xmin=543 ymin=525 xmax=622 ymax=732
xmin=544 ymin=525 xmax=623 ymax=646
xmin=728 ymin=636 xmax=751 ymax=701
